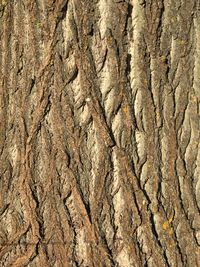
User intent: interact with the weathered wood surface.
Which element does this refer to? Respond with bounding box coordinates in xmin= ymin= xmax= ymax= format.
xmin=0 ymin=0 xmax=199 ymax=266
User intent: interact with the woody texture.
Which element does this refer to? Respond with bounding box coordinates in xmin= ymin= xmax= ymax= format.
xmin=0 ymin=0 xmax=200 ymax=266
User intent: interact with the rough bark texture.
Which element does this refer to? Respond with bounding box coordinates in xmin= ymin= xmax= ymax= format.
xmin=0 ymin=0 xmax=200 ymax=266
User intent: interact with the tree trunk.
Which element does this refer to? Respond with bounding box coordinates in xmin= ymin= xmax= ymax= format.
xmin=0 ymin=0 xmax=199 ymax=266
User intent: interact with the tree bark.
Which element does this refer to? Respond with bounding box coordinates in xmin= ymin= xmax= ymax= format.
xmin=0 ymin=0 xmax=199 ymax=266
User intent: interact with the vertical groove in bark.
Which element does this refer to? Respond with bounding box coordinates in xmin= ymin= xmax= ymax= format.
xmin=0 ymin=0 xmax=199 ymax=266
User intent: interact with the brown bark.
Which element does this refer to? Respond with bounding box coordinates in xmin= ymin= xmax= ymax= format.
xmin=0 ymin=0 xmax=200 ymax=266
